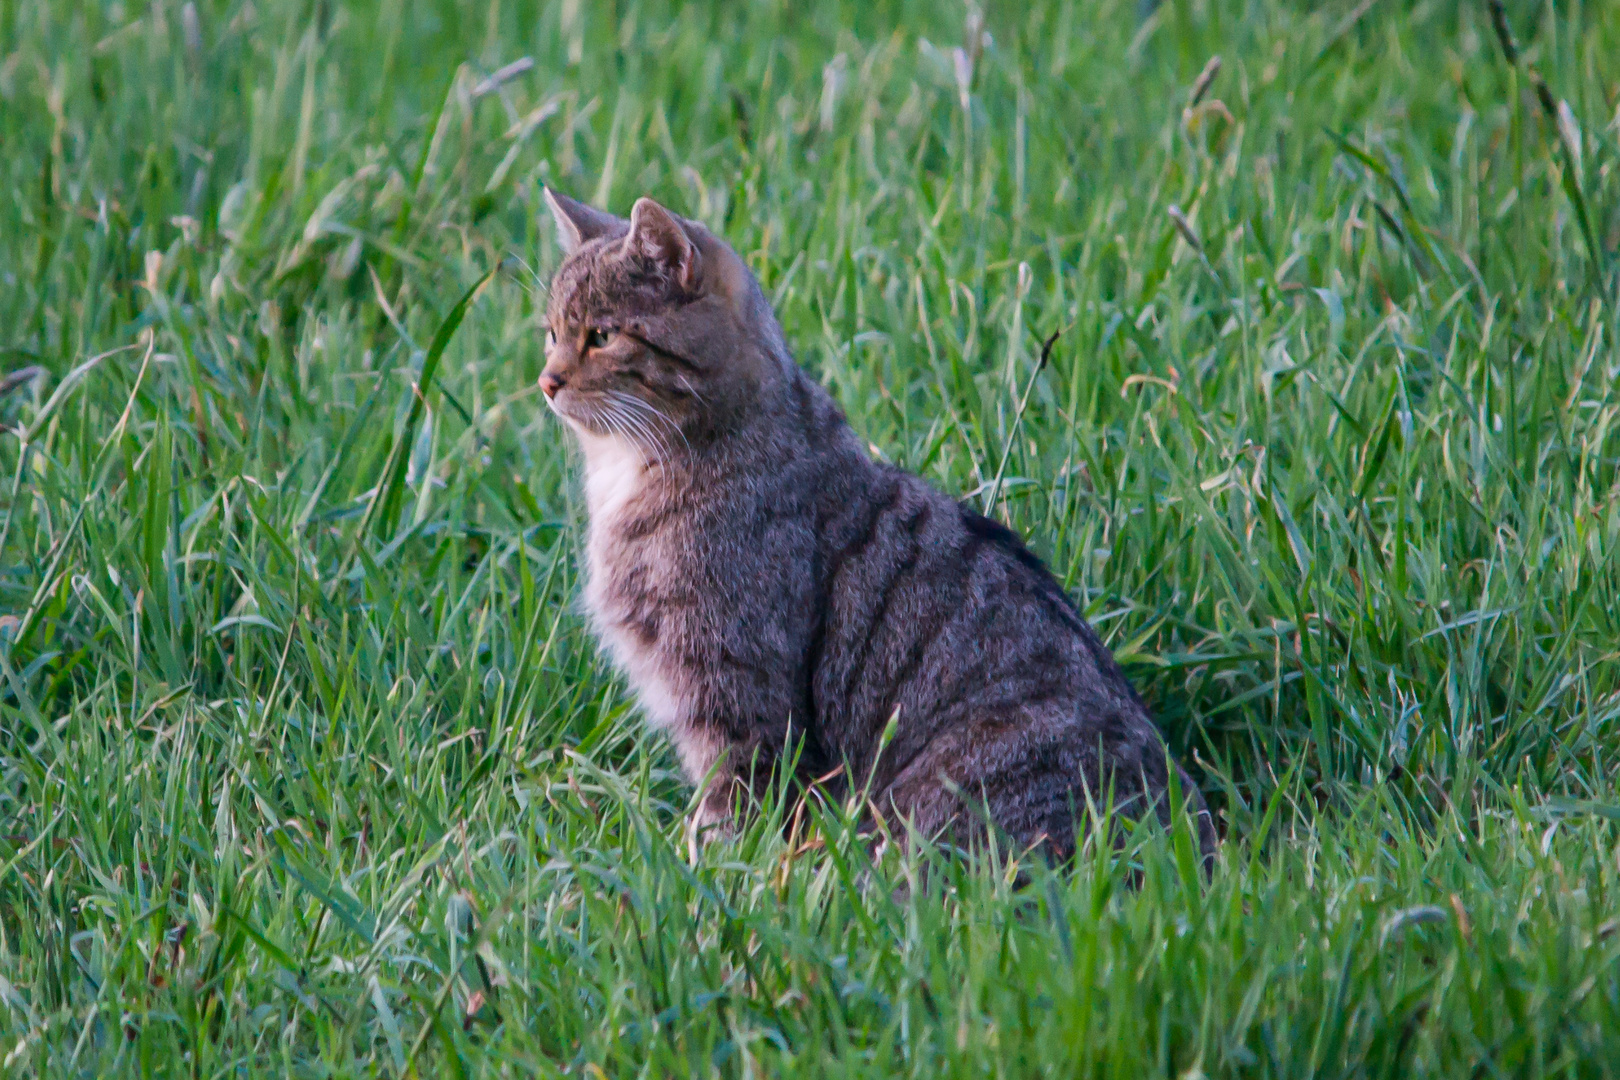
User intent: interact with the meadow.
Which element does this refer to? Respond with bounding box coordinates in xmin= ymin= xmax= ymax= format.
xmin=2 ymin=0 xmax=1619 ymax=1074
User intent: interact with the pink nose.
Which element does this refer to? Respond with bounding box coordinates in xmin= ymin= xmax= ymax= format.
xmin=539 ymin=371 xmax=564 ymax=399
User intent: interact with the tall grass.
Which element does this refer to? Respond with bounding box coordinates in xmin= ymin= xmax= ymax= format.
xmin=0 ymin=0 xmax=1618 ymax=1074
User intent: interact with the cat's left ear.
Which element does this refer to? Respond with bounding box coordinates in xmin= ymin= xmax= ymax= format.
xmin=624 ymin=197 xmax=702 ymax=292
xmin=544 ymin=187 xmax=620 ymax=255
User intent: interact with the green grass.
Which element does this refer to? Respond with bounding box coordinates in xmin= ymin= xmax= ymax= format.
xmin=1 ymin=0 xmax=1619 ymax=1074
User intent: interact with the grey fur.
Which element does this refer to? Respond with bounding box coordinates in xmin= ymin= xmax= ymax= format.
xmin=540 ymin=189 xmax=1217 ymax=867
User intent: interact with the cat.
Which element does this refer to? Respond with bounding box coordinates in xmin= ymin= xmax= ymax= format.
xmin=539 ymin=188 xmax=1217 ymax=868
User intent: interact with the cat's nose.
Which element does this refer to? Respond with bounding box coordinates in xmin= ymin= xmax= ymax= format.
xmin=539 ymin=370 xmax=566 ymax=399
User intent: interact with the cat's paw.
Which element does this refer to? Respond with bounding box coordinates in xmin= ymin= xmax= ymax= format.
xmin=684 ymin=805 xmax=735 ymax=864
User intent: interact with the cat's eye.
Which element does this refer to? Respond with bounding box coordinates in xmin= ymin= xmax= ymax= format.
xmin=584 ymin=327 xmax=611 ymax=350
xmin=544 ymin=328 xmax=556 ymax=351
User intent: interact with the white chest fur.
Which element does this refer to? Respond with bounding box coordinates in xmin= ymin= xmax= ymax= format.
xmin=579 ymin=432 xmax=647 ymax=523
xmin=576 ymin=433 xmax=685 ymax=731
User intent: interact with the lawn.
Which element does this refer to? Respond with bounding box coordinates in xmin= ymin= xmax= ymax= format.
xmin=2 ymin=0 xmax=1619 ymax=1074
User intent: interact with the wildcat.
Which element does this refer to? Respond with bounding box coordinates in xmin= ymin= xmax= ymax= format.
xmin=539 ymin=188 xmax=1216 ymax=868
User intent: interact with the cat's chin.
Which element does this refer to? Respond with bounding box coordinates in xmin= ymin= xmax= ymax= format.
xmin=544 ymin=394 xmax=605 ymax=437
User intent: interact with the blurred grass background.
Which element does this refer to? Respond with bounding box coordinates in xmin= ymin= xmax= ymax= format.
xmin=1 ymin=0 xmax=1619 ymax=1074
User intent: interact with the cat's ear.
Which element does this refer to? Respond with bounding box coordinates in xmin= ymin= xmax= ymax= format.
xmin=624 ymin=197 xmax=701 ymax=292
xmin=544 ymin=187 xmax=619 ymax=255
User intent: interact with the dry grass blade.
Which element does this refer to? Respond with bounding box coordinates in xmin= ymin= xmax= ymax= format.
xmin=1187 ymin=55 xmax=1221 ymax=108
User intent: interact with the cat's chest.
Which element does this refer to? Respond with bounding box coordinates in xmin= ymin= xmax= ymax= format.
xmin=580 ymin=435 xmax=648 ymax=526
xmin=579 ymin=436 xmax=664 ymax=591
xmin=577 ymin=436 xmax=685 ymax=727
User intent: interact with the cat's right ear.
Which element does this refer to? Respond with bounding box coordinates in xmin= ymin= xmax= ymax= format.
xmin=544 ymin=187 xmax=619 ymax=255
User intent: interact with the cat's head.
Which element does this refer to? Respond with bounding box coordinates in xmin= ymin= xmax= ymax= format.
xmin=540 ymin=189 xmax=786 ymax=456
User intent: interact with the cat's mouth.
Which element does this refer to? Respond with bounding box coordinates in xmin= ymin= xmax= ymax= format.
xmin=543 ymin=387 xmax=591 ymax=429
xmin=547 ymin=388 xmax=687 ymax=458
xmin=544 ymin=388 xmax=611 ymax=435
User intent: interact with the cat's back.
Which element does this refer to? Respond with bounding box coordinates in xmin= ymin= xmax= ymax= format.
xmin=797 ymin=401 xmax=1158 ymax=758
xmin=803 ymin=444 xmax=1206 ymax=852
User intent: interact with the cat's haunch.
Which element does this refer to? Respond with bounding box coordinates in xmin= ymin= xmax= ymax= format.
xmin=540 ymin=187 xmax=1216 ymax=869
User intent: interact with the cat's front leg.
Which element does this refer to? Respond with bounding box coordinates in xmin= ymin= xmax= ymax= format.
xmin=677 ymin=726 xmax=788 ymax=862
xmin=684 ymin=779 xmax=738 ymax=862
xmin=672 ymin=722 xmax=747 ymax=862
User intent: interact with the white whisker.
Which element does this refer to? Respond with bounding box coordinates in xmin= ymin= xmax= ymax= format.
xmin=602 ymin=392 xmax=674 ymax=458
xmin=602 ymin=397 xmax=666 ymax=463
xmin=612 ymin=407 xmax=656 ymax=458
xmin=609 ymin=390 xmax=689 ymax=454
xmin=675 ymin=373 xmax=708 ymax=406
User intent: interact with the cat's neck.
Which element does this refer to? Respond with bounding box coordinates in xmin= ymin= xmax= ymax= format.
xmin=575 ymin=430 xmax=659 ymax=524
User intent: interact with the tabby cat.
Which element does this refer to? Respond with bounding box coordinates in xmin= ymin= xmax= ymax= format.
xmin=539 ymin=189 xmax=1216 ymax=867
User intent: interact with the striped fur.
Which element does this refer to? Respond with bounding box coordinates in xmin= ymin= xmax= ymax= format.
xmin=540 ymin=190 xmax=1216 ymax=866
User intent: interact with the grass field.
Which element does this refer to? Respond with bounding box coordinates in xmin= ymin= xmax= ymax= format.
xmin=2 ymin=0 xmax=1620 ymax=1074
